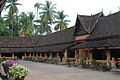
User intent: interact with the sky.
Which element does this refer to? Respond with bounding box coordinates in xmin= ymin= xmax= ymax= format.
xmin=3 ymin=0 xmax=120 ymax=27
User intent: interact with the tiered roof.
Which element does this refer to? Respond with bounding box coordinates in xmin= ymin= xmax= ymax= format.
xmin=72 ymin=12 xmax=120 ymax=49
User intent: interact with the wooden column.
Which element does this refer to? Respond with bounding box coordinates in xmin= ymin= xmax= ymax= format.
xmin=50 ymin=53 xmax=52 ymax=57
xmin=64 ymin=49 xmax=68 ymax=62
xmin=40 ymin=53 xmax=42 ymax=57
xmin=33 ymin=53 xmax=35 ymax=57
xmin=57 ymin=51 xmax=60 ymax=62
xmin=75 ymin=50 xmax=78 ymax=63
xmin=24 ymin=53 xmax=27 ymax=57
xmin=29 ymin=53 xmax=31 ymax=57
xmin=105 ymin=49 xmax=111 ymax=66
xmin=57 ymin=52 xmax=59 ymax=58
xmin=89 ymin=50 xmax=93 ymax=64
xmin=36 ymin=53 xmax=38 ymax=57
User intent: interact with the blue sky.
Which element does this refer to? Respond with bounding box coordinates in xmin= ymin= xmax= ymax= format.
xmin=3 ymin=0 xmax=120 ymax=27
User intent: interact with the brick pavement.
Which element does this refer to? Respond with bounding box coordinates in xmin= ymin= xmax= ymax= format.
xmin=9 ymin=60 xmax=120 ymax=80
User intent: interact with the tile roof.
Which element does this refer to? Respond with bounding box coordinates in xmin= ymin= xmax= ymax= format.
xmin=74 ymin=12 xmax=103 ymax=36
xmin=36 ymin=27 xmax=75 ymax=47
xmin=88 ymin=12 xmax=120 ymax=39
xmin=71 ymin=36 xmax=120 ymax=49
xmin=0 ymin=36 xmax=33 ymax=48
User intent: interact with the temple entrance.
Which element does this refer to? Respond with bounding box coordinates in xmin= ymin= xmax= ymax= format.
xmin=59 ymin=51 xmax=64 ymax=62
xmin=110 ymin=49 xmax=120 ymax=68
xmin=110 ymin=49 xmax=120 ymax=60
xmin=14 ymin=53 xmax=24 ymax=59
xmin=67 ymin=49 xmax=75 ymax=58
xmin=92 ymin=49 xmax=106 ymax=60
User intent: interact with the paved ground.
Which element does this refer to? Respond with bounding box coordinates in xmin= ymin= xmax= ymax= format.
xmin=16 ymin=60 xmax=120 ymax=80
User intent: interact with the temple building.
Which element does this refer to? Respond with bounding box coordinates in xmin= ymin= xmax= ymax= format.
xmin=1 ymin=0 xmax=120 ymax=68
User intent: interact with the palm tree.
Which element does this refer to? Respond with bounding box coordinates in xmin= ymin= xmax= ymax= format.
xmin=34 ymin=16 xmax=52 ymax=35
xmin=34 ymin=2 xmax=41 ymax=22
xmin=38 ymin=22 xmax=52 ymax=35
xmin=54 ymin=11 xmax=70 ymax=31
xmin=5 ymin=0 xmax=22 ymax=15
xmin=0 ymin=16 xmax=11 ymax=36
xmin=19 ymin=12 xmax=34 ymax=35
xmin=4 ymin=14 xmax=19 ymax=36
xmin=40 ymin=0 xmax=56 ymax=23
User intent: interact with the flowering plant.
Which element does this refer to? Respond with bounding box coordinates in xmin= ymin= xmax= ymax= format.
xmin=9 ymin=64 xmax=30 ymax=78
xmin=3 ymin=60 xmax=19 ymax=67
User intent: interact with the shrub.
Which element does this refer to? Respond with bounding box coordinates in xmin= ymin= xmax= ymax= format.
xmin=9 ymin=64 xmax=29 ymax=78
xmin=79 ymin=58 xmax=86 ymax=65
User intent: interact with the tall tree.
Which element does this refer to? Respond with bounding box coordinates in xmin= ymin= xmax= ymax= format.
xmin=34 ymin=2 xmax=41 ymax=22
xmin=0 ymin=16 xmax=11 ymax=36
xmin=5 ymin=0 xmax=22 ymax=15
xmin=19 ymin=12 xmax=34 ymax=35
xmin=4 ymin=14 xmax=19 ymax=36
xmin=40 ymin=0 xmax=56 ymax=23
xmin=5 ymin=0 xmax=22 ymax=36
xmin=54 ymin=11 xmax=70 ymax=31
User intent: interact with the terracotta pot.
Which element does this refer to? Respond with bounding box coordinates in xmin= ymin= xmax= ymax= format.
xmin=15 ymin=76 xmax=25 ymax=80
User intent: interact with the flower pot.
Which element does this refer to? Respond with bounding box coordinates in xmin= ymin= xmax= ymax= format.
xmin=2 ymin=64 xmax=10 ymax=78
xmin=3 ymin=65 xmax=9 ymax=74
xmin=15 ymin=76 xmax=25 ymax=80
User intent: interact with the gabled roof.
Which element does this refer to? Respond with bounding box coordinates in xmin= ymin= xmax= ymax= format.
xmin=74 ymin=12 xmax=103 ymax=36
xmin=0 ymin=0 xmax=6 ymax=15
xmin=88 ymin=12 xmax=120 ymax=39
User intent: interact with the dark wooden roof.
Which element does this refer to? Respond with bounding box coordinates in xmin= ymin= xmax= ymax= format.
xmin=0 ymin=0 xmax=6 ymax=15
xmin=71 ymin=36 xmax=120 ymax=49
xmin=0 ymin=48 xmax=33 ymax=53
xmin=74 ymin=12 xmax=103 ymax=36
xmin=35 ymin=43 xmax=73 ymax=52
xmin=0 ymin=36 xmax=33 ymax=48
xmin=88 ymin=12 xmax=120 ymax=39
xmin=36 ymin=27 xmax=75 ymax=47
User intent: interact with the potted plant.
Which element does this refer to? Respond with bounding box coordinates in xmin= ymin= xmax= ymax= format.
xmin=66 ymin=58 xmax=71 ymax=67
xmin=53 ymin=58 xmax=59 ymax=64
xmin=2 ymin=60 xmax=19 ymax=78
xmin=9 ymin=64 xmax=29 ymax=80
xmin=78 ymin=58 xmax=86 ymax=68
